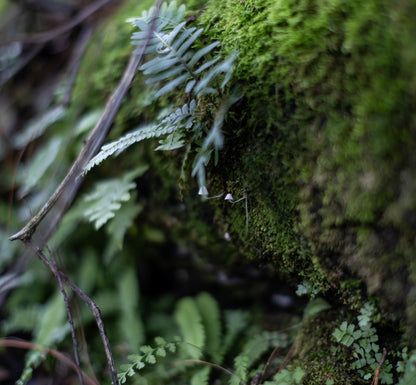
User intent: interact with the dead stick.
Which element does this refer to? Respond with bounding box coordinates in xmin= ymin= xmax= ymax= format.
xmin=0 ymin=0 xmax=115 ymax=46
xmin=371 ymin=347 xmax=387 ymax=385
xmin=25 ymin=239 xmax=119 ymax=385
xmin=9 ymin=48 xmax=143 ymax=241
xmin=46 ymin=246 xmax=85 ymax=385
xmin=9 ymin=0 xmax=162 ymax=242
xmin=0 ymin=339 xmax=98 ymax=385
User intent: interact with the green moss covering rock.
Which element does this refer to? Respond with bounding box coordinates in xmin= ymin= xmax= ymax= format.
xmin=62 ymin=0 xmax=416 ymax=381
xmin=199 ymin=0 xmax=416 ymax=345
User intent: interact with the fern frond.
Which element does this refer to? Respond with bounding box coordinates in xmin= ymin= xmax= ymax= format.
xmin=83 ymin=124 xmax=170 ymax=173
xmin=221 ymin=310 xmax=249 ymax=359
xmin=239 ymin=331 xmax=284 ymax=369
xmin=118 ymin=337 xmax=179 ymax=384
xmin=230 ymin=354 xmax=248 ymax=385
xmin=83 ymin=168 xmax=145 ymax=229
xmin=174 ymin=297 xmax=205 ymax=360
xmin=191 ymin=366 xmax=211 ymax=385
xmin=83 ymin=100 xmax=196 ymax=173
xmin=131 ymin=1 xmax=236 ymax=99
xmin=195 ymin=292 xmax=222 ymax=363
xmin=91 ymin=0 xmax=238 ymax=192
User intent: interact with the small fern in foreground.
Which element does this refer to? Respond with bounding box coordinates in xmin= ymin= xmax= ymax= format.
xmin=84 ymin=0 xmax=237 ymax=192
xmin=119 ymin=292 xmax=293 ymax=385
xmin=82 ymin=166 xmax=147 ymax=229
xmin=119 ymin=337 xmax=179 ymax=384
xmin=333 ymin=303 xmax=393 ymax=384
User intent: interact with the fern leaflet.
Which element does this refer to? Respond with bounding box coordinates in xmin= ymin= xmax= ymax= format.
xmin=83 ymin=167 xmax=146 ymax=229
xmin=118 ymin=337 xmax=179 ymax=384
xmin=84 ymin=100 xmax=197 ymax=172
xmin=131 ymin=0 xmax=233 ymax=99
xmin=174 ymin=296 xmax=205 ymax=360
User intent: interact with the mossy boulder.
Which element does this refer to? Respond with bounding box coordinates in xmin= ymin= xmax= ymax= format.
xmin=65 ymin=0 xmax=416 ymax=381
xmin=198 ymin=0 xmax=416 ymax=343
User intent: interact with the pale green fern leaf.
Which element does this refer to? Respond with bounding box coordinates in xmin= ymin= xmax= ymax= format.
xmin=230 ymin=354 xmax=248 ymax=385
xmin=193 ymin=52 xmax=238 ymax=95
xmin=118 ymin=268 xmax=145 ymax=351
xmin=191 ymin=366 xmax=211 ymax=385
xmin=174 ymin=296 xmax=205 ymax=359
xmin=195 ymin=292 xmax=222 ymax=362
xmin=221 ymin=310 xmax=249 ymax=359
xmin=188 ymin=41 xmax=221 ymax=68
xmin=105 ymin=197 xmax=143 ymax=256
xmin=131 ymin=3 xmax=236 ymax=99
xmin=118 ymin=337 xmax=179 ymax=384
xmin=155 ymin=73 xmax=190 ymax=98
xmin=83 ymin=123 xmax=172 ymax=173
xmin=155 ymin=131 xmax=186 ymax=151
xmin=83 ymin=170 xmax=141 ymax=229
xmin=84 ymin=101 xmax=196 ymax=173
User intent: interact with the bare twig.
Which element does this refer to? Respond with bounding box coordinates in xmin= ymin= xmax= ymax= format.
xmin=180 ymin=360 xmax=243 ymax=384
xmin=46 ymin=246 xmax=85 ymax=385
xmin=25 ymin=239 xmax=119 ymax=385
xmin=0 ymin=338 xmax=98 ymax=385
xmin=371 ymin=347 xmax=387 ymax=385
xmin=9 ymin=0 xmax=162 ymax=242
xmin=276 ymin=343 xmax=296 ymax=375
xmin=259 ymin=336 xmax=287 ymax=385
xmin=0 ymin=0 xmax=116 ymax=46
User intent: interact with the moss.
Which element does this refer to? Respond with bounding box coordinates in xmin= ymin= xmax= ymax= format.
xmin=295 ymin=310 xmax=359 ymax=385
xmin=198 ymin=0 xmax=416 ymax=345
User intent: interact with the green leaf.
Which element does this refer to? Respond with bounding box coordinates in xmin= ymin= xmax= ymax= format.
xmin=83 ymin=177 xmax=136 ymax=229
xmin=191 ymin=366 xmax=210 ymax=385
xmin=156 ymin=347 xmax=166 ymax=357
xmin=118 ymin=268 xmax=145 ymax=350
xmin=105 ymin=198 xmax=142 ymax=251
xmin=195 ymin=292 xmax=222 ymax=362
xmin=154 ymin=73 xmax=189 ymax=98
xmin=292 ymin=367 xmax=306 ymax=383
xmin=17 ymin=291 xmax=68 ymax=385
xmin=155 ymin=131 xmax=185 ymax=151
xmin=174 ymin=297 xmax=205 ymax=359
xmin=17 ymin=136 xmax=63 ymax=197
xmin=303 ymin=298 xmax=331 ymax=319
xmin=145 ymin=354 xmax=156 ymax=364
xmin=188 ymin=41 xmax=221 ymax=68
xmin=13 ymin=105 xmax=66 ymax=149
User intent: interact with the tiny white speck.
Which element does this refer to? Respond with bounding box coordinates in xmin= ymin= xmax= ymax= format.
xmin=224 ymin=193 xmax=233 ymax=201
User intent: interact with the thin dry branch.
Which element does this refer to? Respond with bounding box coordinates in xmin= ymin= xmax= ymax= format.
xmin=0 ymin=0 xmax=116 ymax=46
xmin=25 ymin=239 xmax=120 ymax=385
xmin=9 ymin=0 xmax=162 ymax=242
xmin=0 ymin=338 xmax=98 ymax=385
xmin=46 ymin=246 xmax=85 ymax=385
